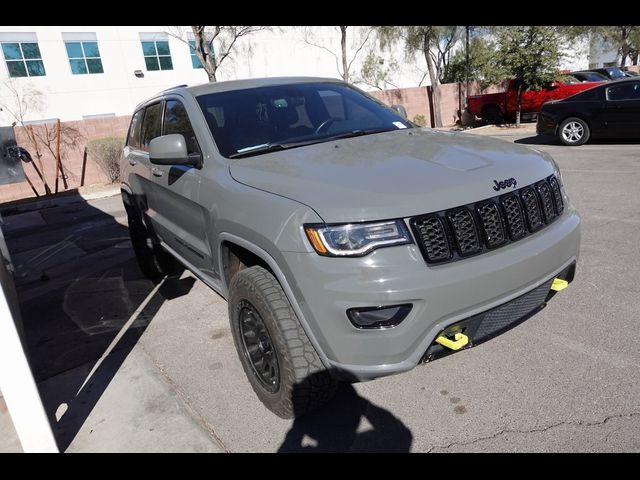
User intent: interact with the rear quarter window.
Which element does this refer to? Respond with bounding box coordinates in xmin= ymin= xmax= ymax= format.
xmin=126 ymin=109 xmax=144 ymax=149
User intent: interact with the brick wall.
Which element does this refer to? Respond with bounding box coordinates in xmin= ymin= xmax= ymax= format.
xmin=1 ymin=115 xmax=131 ymax=204
xmin=370 ymin=81 xmax=508 ymax=128
xmin=369 ymin=87 xmax=432 ymax=125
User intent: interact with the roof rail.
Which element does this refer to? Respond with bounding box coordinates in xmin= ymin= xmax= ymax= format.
xmin=159 ymin=84 xmax=188 ymax=93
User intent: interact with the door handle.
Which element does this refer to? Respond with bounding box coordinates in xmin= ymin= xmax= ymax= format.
xmin=128 ymin=158 xmax=137 ymax=166
xmin=151 ymin=167 xmax=164 ymax=177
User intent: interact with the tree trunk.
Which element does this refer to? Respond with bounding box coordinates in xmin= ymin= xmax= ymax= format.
xmin=192 ymin=26 xmax=217 ymax=82
xmin=340 ymin=26 xmax=348 ymax=83
xmin=516 ymin=83 xmax=522 ymax=127
xmin=423 ymin=32 xmax=442 ymax=128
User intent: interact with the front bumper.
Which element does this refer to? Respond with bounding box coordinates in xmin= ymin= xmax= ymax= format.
xmin=282 ymin=207 xmax=581 ymax=381
xmin=536 ymin=113 xmax=558 ymax=136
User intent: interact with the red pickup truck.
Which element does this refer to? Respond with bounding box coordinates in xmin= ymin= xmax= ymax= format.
xmin=467 ymin=78 xmax=602 ymax=124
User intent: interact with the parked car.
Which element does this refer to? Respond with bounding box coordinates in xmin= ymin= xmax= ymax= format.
xmin=537 ymin=77 xmax=640 ymax=145
xmin=121 ymin=77 xmax=580 ymax=417
xmin=569 ymin=71 xmax=609 ymax=83
xmin=580 ymin=67 xmax=627 ymax=80
xmin=622 ymin=69 xmax=639 ymax=77
xmin=467 ymin=77 xmax=600 ymax=124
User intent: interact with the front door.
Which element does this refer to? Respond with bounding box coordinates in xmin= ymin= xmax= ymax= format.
xmin=147 ymin=98 xmax=211 ymax=271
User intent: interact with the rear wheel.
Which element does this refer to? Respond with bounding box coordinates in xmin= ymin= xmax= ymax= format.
xmin=126 ymin=207 xmax=182 ymax=279
xmin=228 ymin=266 xmax=338 ymax=418
xmin=559 ymin=117 xmax=590 ymax=146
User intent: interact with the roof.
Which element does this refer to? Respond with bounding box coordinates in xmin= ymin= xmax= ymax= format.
xmin=184 ymin=76 xmax=343 ymax=96
xmin=134 ymin=76 xmax=344 ymax=112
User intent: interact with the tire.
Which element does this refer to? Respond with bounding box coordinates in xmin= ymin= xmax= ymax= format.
xmin=228 ymin=266 xmax=338 ymax=418
xmin=482 ymin=105 xmax=504 ymax=125
xmin=558 ymin=117 xmax=590 ymax=146
xmin=127 ymin=212 xmax=182 ymax=279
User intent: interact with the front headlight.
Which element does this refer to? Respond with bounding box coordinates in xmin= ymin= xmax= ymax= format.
xmin=304 ymin=220 xmax=412 ymax=257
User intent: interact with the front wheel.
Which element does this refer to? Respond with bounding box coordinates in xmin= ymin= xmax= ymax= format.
xmin=228 ymin=266 xmax=338 ymax=418
xmin=559 ymin=117 xmax=590 ymax=146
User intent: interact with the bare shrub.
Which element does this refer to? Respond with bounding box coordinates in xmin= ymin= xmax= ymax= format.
xmin=87 ymin=137 xmax=124 ymax=183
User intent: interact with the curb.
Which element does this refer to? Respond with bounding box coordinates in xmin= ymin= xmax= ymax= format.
xmin=0 ymin=185 xmax=120 ymax=216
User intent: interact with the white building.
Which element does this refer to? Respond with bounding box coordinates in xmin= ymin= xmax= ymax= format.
xmin=0 ymin=26 xmax=621 ymax=126
xmin=0 ymin=26 xmax=425 ymax=125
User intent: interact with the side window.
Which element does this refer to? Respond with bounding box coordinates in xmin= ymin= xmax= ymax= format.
xmin=140 ymin=102 xmax=163 ymax=151
xmin=126 ymin=109 xmax=144 ymax=149
xmin=606 ymin=83 xmax=640 ymax=101
xmin=163 ymin=100 xmax=200 ymax=155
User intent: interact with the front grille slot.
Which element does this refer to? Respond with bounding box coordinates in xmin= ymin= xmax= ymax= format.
xmin=548 ymin=175 xmax=564 ymax=215
xmin=477 ymin=202 xmax=506 ymax=248
xmin=448 ymin=209 xmax=481 ymax=255
xmin=410 ymin=175 xmax=564 ymax=265
xmin=537 ymin=181 xmax=557 ymax=223
xmin=520 ymin=187 xmax=543 ymax=232
xmin=500 ymin=194 xmax=527 ymax=240
xmin=413 ymin=215 xmax=451 ymax=263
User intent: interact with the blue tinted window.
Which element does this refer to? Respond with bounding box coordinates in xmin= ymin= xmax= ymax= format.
xmin=1 ymin=41 xmax=45 ymax=77
xmin=141 ymin=39 xmax=173 ymax=71
xmin=189 ymin=40 xmax=203 ymax=69
xmin=65 ymin=39 xmax=103 ymax=75
xmin=196 ymin=82 xmax=413 ymax=158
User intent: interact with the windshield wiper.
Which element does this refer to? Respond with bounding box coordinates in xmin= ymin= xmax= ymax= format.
xmin=229 ymin=128 xmax=400 ymax=159
xmin=323 ymin=127 xmax=396 ymax=142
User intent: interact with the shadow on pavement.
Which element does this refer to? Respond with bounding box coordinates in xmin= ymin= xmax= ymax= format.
xmin=1 ymin=197 xmax=192 ymax=451
xmin=278 ymin=381 xmax=413 ymax=453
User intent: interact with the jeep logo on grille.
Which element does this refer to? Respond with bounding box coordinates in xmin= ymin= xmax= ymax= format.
xmin=493 ymin=178 xmax=517 ymax=191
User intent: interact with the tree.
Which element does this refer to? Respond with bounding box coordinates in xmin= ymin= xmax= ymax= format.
xmin=495 ymin=26 xmax=562 ymax=126
xmin=0 ymin=78 xmax=45 ymax=127
xmin=358 ymin=50 xmax=400 ymax=90
xmin=303 ymin=26 xmax=374 ymax=83
xmin=563 ymin=26 xmax=640 ymax=67
xmin=377 ymin=26 xmax=461 ymax=128
xmin=167 ymin=26 xmax=270 ymax=82
xmin=441 ymin=34 xmax=502 ymax=90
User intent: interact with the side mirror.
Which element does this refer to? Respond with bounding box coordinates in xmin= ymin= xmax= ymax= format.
xmin=390 ymin=104 xmax=407 ymax=119
xmin=149 ymin=134 xmax=199 ymax=166
xmin=548 ymin=81 xmax=559 ymax=89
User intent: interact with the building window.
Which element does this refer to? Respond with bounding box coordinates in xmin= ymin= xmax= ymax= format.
xmin=65 ymin=41 xmax=103 ymax=75
xmin=188 ymin=40 xmax=203 ymax=69
xmin=141 ymin=40 xmax=173 ymax=71
xmin=1 ymin=41 xmax=45 ymax=77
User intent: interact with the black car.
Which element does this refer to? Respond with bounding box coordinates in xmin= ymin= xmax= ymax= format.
xmin=537 ymin=78 xmax=640 ymax=146
xmin=581 ymin=67 xmax=627 ymax=80
xmin=569 ymin=71 xmax=609 ymax=83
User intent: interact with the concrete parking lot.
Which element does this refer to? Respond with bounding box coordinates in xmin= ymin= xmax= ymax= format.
xmin=1 ymin=125 xmax=639 ymax=452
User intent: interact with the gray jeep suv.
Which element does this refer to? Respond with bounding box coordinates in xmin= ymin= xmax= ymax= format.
xmin=121 ymin=77 xmax=580 ymax=418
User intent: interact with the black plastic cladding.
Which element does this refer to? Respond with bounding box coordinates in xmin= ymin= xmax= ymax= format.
xmin=410 ymin=174 xmax=564 ymax=265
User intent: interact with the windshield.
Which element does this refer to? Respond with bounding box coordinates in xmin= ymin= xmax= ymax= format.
xmin=607 ymin=68 xmax=626 ymax=79
xmin=196 ymin=82 xmax=412 ymax=158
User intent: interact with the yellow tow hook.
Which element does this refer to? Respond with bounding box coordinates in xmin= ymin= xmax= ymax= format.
xmin=435 ymin=332 xmax=469 ymax=351
xmin=550 ymin=278 xmax=569 ymax=292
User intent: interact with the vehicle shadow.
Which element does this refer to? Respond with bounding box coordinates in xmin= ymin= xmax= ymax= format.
xmin=1 ymin=195 xmax=191 ymax=451
xmin=515 ymin=135 xmax=640 ymax=146
xmin=278 ymin=377 xmax=413 ymax=453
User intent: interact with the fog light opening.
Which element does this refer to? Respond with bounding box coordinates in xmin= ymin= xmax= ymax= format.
xmin=347 ymin=304 xmax=412 ymax=329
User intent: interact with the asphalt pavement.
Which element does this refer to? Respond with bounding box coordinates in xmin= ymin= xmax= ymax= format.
xmin=1 ymin=124 xmax=639 ymax=452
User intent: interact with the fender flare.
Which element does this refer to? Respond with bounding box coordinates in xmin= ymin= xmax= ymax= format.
xmin=217 ymin=232 xmax=332 ymax=369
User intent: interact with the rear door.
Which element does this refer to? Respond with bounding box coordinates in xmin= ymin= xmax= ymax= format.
xmin=123 ymin=108 xmax=150 ymax=203
xmin=604 ymin=81 xmax=640 ymax=137
xmin=146 ymin=97 xmax=210 ymax=271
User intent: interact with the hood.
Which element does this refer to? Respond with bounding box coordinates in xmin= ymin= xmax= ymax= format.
xmin=229 ymin=128 xmax=556 ymax=223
